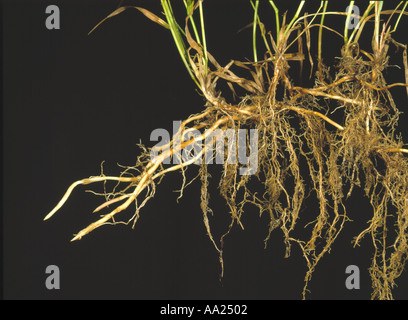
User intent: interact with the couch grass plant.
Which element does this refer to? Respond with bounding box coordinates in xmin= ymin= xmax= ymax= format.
xmin=45 ymin=1 xmax=408 ymax=299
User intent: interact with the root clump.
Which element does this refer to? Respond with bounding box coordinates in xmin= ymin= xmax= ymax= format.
xmin=45 ymin=2 xmax=408 ymax=299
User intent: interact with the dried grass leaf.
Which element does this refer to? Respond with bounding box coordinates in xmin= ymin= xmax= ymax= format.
xmin=88 ymin=6 xmax=168 ymax=36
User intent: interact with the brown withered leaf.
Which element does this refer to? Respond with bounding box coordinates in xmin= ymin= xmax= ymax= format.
xmin=304 ymin=16 xmax=314 ymax=79
xmin=88 ymin=6 xmax=169 ymax=35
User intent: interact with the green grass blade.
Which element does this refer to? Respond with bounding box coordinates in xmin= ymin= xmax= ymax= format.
xmin=269 ymin=1 xmax=280 ymax=43
xmin=252 ymin=0 xmax=260 ymax=62
xmin=392 ymin=1 xmax=408 ymax=33
xmin=284 ymin=1 xmax=305 ymax=38
xmin=344 ymin=1 xmax=355 ymax=43
xmin=161 ymin=0 xmax=201 ymax=89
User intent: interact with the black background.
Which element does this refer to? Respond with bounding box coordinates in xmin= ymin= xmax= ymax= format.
xmin=3 ymin=0 xmax=408 ymax=300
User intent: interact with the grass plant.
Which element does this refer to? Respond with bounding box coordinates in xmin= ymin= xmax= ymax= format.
xmin=45 ymin=1 xmax=408 ymax=299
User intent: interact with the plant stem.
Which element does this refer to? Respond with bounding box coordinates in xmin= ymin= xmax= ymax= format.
xmin=161 ymin=0 xmax=201 ymax=89
xmin=373 ymin=1 xmax=384 ymax=51
xmin=252 ymin=0 xmax=259 ymax=63
xmin=392 ymin=1 xmax=408 ymax=33
xmin=284 ymin=1 xmax=305 ymax=38
xmin=344 ymin=1 xmax=355 ymax=43
xmin=269 ymin=1 xmax=280 ymax=42
xmin=183 ymin=0 xmax=201 ymax=46
xmin=199 ymin=0 xmax=208 ymax=74
xmin=318 ymin=1 xmax=328 ymax=65
xmin=348 ymin=1 xmax=375 ymax=44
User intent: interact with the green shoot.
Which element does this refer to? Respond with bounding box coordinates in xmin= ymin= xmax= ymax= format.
xmin=161 ymin=0 xmax=201 ymax=89
xmin=373 ymin=1 xmax=384 ymax=51
xmin=269 ymin=1 xmax=280 ymax=43
xmin=284 ymin=1 xmax=305 ymax=38
xmin=344 ymin=1 xmax=355 ymax=43
xmin=199 ymin=1 xmax=208 ymax=74
xmin=392 ymin=1 xmax=408 ymax=33
xmin=286 ymin=2 xmax=325 ymax=52
xmin=318 ymin=1 xmax=328 ymax=64
xmin=183 ymin=0 xmax=208 ymax=75
xmin=348 ymin=1 xmax=375 ymax=44
xmin=250 ymin=1 xmax=272 ymax=59
xmin=252 ymin=0 xmax=260 ymax=62
xmin=184 ymin=0 xmax=201 ymax=46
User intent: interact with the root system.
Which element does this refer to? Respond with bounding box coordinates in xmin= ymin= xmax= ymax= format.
xmin=44 ymin=1 xmax=408 ymax=299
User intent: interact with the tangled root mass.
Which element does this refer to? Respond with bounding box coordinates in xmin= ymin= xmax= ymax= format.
xmin=46 ymin=6 xmax=408 ymax=300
